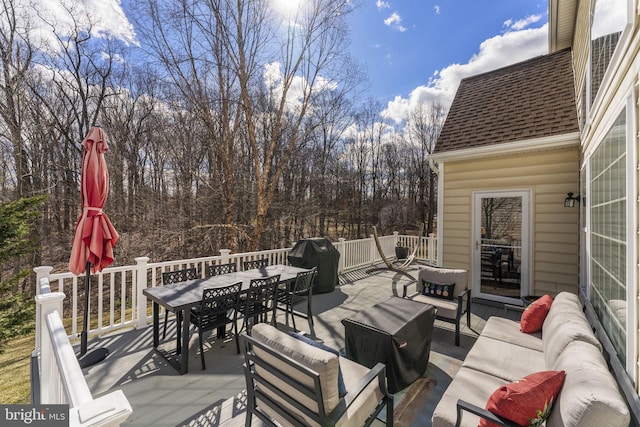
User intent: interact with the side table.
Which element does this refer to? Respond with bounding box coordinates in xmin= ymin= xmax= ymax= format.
xmin=342 ymin=296 xmax=436 ymax=393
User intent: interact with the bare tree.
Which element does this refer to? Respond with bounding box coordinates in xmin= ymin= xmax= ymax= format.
xmin=0 ymin=0 xmax=35 ymax=199
xmin=406 ymin=101 xmax=445 ymax=234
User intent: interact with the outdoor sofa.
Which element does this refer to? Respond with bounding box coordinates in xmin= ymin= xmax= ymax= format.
xmin=432 ymin=292 xmax=630 ymax=427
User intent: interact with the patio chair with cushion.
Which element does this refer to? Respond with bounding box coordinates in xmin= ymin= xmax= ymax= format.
xmin=206 ymin=262 xmax=237 ymax=277
xmin=162 ymin=267 xmax=198 ymax=340
xmin=238 ymin=275 xmax=280 ymax=334
xmin=243 ymin=258 xmax=269 ymax=270
xmin=402 ymin=265 xmax=470 ymax=346
xmin=276 ymin=267 xmax=318 ymax=335
xmin=241 ymin=323 xmax=393 ymax=427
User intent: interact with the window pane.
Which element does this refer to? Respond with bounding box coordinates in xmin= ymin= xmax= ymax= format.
xmin=590 ymin=0 xmax=626 ymax=101
xmin=589 ymin=109 xmax=626 ymax=365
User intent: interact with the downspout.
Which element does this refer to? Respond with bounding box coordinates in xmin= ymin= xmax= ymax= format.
xmin=429 ymin=158 xmax=444 ymax=267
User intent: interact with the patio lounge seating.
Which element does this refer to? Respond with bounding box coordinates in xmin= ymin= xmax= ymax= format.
xmin=241 ymin=323 xmax=393 ymax=426
xmin=402 ymin=265 xmax=470 ymax=346
xmin=432 ymin=292 xmax=630 ymax=427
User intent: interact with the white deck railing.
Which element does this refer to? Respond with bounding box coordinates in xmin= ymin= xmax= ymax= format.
xmin=32 ymin=277 xmax=132 ymax=426
xmin=33 ymin=232 xmax=437 ymax=341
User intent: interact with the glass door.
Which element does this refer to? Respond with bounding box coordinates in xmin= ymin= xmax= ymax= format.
xmin=472 ymin=191 xmax=530 ymax=304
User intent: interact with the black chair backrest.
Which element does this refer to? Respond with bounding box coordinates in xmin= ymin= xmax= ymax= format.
xmin=162 ymin=267 xmax=198 ymax=285
xmin=245 ymin=275 xmax=280 ymax=309
xmin=292 ymin=267 xmax=317 ymax=296
xmin=199 ymin=282 xmax=242 ymax=325
xmin=206 ymin=262 xmax=237 ymax=277
xmin=243 ymin=258 xmax=269 ymax=270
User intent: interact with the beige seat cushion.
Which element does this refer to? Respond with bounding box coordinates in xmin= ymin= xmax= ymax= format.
xmin=461 ymin=335 xmax=545 ymax=382
xmin=414 ymin=266 xmax=468 ymax=320
xmin=432 ymin=366 xmax=508 ymax=427
xmin=250 ymin=324 xmax=340 ymax=419
xmin=548 ymin=340 xmax=630 ymax=427
xmin=481 ymin=316 xmax=543 ymax=351
xmin=542 ymin=292 xmax=602 ymax=366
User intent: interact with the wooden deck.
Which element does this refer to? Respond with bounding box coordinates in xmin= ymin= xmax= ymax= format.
xmin=82 ymin=265 xmax=522 ymax=426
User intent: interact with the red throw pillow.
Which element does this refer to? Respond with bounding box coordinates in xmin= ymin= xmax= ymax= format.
xmin=478 ymin=370 xmax=566 ymax=427
xmin=520 ymin=294 xmax=553 ymax=333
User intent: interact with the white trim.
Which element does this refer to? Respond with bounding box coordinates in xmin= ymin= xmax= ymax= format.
xmin=471 ymin=189 xmax=532 ymax=305
xmin=430 ymin=133 xmax=580 ymax=162
xmin=436 ymin=162 xmax=444 ymax=267
xmin=625 ymin=92 xmax=638 ymax=379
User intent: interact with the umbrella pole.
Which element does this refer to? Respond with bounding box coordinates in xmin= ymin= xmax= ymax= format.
xmin=77 ymin=261 xmax=109 ymax=368
xmin=80 ymin=262 xmax=90 ymax=356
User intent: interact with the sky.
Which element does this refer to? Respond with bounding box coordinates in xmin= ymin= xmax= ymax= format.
xmin=24 ymin=0 xmax=550 ymax=124
xmin=346 ymin=0 xmax=549 ymax=122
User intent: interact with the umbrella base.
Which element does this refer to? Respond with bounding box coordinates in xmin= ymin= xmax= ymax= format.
xmin=78 ymin=348 xmax=109 ymax=369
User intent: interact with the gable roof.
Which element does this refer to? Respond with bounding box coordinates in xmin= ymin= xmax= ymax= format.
xmin=434 ymin=48 xmax=578 ymax=155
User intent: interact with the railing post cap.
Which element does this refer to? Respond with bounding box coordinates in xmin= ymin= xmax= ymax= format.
xmin=135 ymin=256 xmax=150 ymax=263
xmin=220 ymin=249 xmax=231 ymax=254
xmin=33 ymin=266 xmax=53 ymax=274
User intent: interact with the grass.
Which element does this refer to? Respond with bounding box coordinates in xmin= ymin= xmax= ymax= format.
xmin=0 ymin=332 xmax=33 ymax=404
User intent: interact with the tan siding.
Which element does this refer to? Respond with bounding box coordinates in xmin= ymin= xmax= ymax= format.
xmin=441 ymin=146 xmax=580 ymax=296
xmin=573 ymin=0 xmax=591 ymax=127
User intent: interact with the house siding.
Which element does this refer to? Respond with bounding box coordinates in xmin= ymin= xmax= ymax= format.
xmin=573 ymin=0 xmax=592 ymax=130
xmin=441 ymin=146 xmax=580 ymax=296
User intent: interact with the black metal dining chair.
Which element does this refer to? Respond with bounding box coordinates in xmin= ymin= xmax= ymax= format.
xmin=243 ymin=258 xmax=269 ymax=270
xmin=189 ymin=282 xmax=242 ymax=369
xmin=205 ymin=262 xmax=237 ymax=277
xmin=238 ymin=275 xmax=280 ymax=334
xmin=277 ymin=267 xmax=318 ymax=334
xmin=161 ymin=267 xmax=198 ymax=339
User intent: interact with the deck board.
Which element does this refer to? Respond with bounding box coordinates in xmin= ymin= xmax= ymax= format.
xmin=81 ymin=265 xmax=522 ymax=426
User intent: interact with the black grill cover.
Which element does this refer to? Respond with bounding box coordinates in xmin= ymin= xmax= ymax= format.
xmin=287 ymin=238 xmax=340 ymax=294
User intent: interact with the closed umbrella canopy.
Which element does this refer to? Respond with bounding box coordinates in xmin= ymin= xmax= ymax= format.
xmin=69 ymin=126 xmax=119 ymax=275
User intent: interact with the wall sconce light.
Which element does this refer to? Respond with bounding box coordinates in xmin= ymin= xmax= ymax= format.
xmin=564 ymin=192 xmax=581 ymax=208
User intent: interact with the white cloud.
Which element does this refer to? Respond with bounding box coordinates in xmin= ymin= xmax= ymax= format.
xmin=382 ymin=23 xmax=548 ymax=123
xmin=376 ymin=0 xmax=391 ymax=10
xmin=434 ymin=5 xmax=441 ymax=15
xmin=14 ymin=0 xmax=137 ymax=52
xmin=504 ymin=14 xmax=543 ymax=31
xmin=384 ymin=11 xmax=407 ymax=32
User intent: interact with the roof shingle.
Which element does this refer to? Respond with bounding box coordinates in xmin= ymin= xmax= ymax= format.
xmin=434 ymin=48 xmax=578 ymax=154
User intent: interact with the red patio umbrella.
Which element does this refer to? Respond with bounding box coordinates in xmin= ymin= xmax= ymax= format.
xmin=69 ymin=126 xmax=119 ymax=365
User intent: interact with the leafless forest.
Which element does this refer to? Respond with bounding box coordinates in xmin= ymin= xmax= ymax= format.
xmin=0 ymin=0 xmax=441 ymax=274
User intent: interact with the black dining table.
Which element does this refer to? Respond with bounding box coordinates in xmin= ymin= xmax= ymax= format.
xmin=143 ymin=264 xmax=310 ymax=374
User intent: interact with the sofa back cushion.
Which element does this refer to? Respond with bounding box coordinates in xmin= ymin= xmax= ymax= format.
xmin=417 ymin=266 xmax=468 ymax=299
xmin=547 ymin=340 xmax=630 ymax=427
xmin=542 ymin=292 xmax=602 ymax=366
xmin=250 ymin=323 xmax=340 ymax=417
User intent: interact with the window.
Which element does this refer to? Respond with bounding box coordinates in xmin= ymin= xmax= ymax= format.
xmin=589 ymin=109 xmax=626 ymax=365
xmin=589 ymin=0 xmax=627 ymax=106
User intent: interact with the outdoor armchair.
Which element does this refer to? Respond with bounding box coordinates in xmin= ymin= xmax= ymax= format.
xmin=189 ymin=282 xmax=242 ymax=369
xmin=241 ymin=323 xmax=393 ymax=427
xmin=403 ymin=265 xmax=470 ymax=346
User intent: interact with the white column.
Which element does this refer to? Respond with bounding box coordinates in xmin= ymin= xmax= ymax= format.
xmin=135 ymin=257 xmax=149 ymax=329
